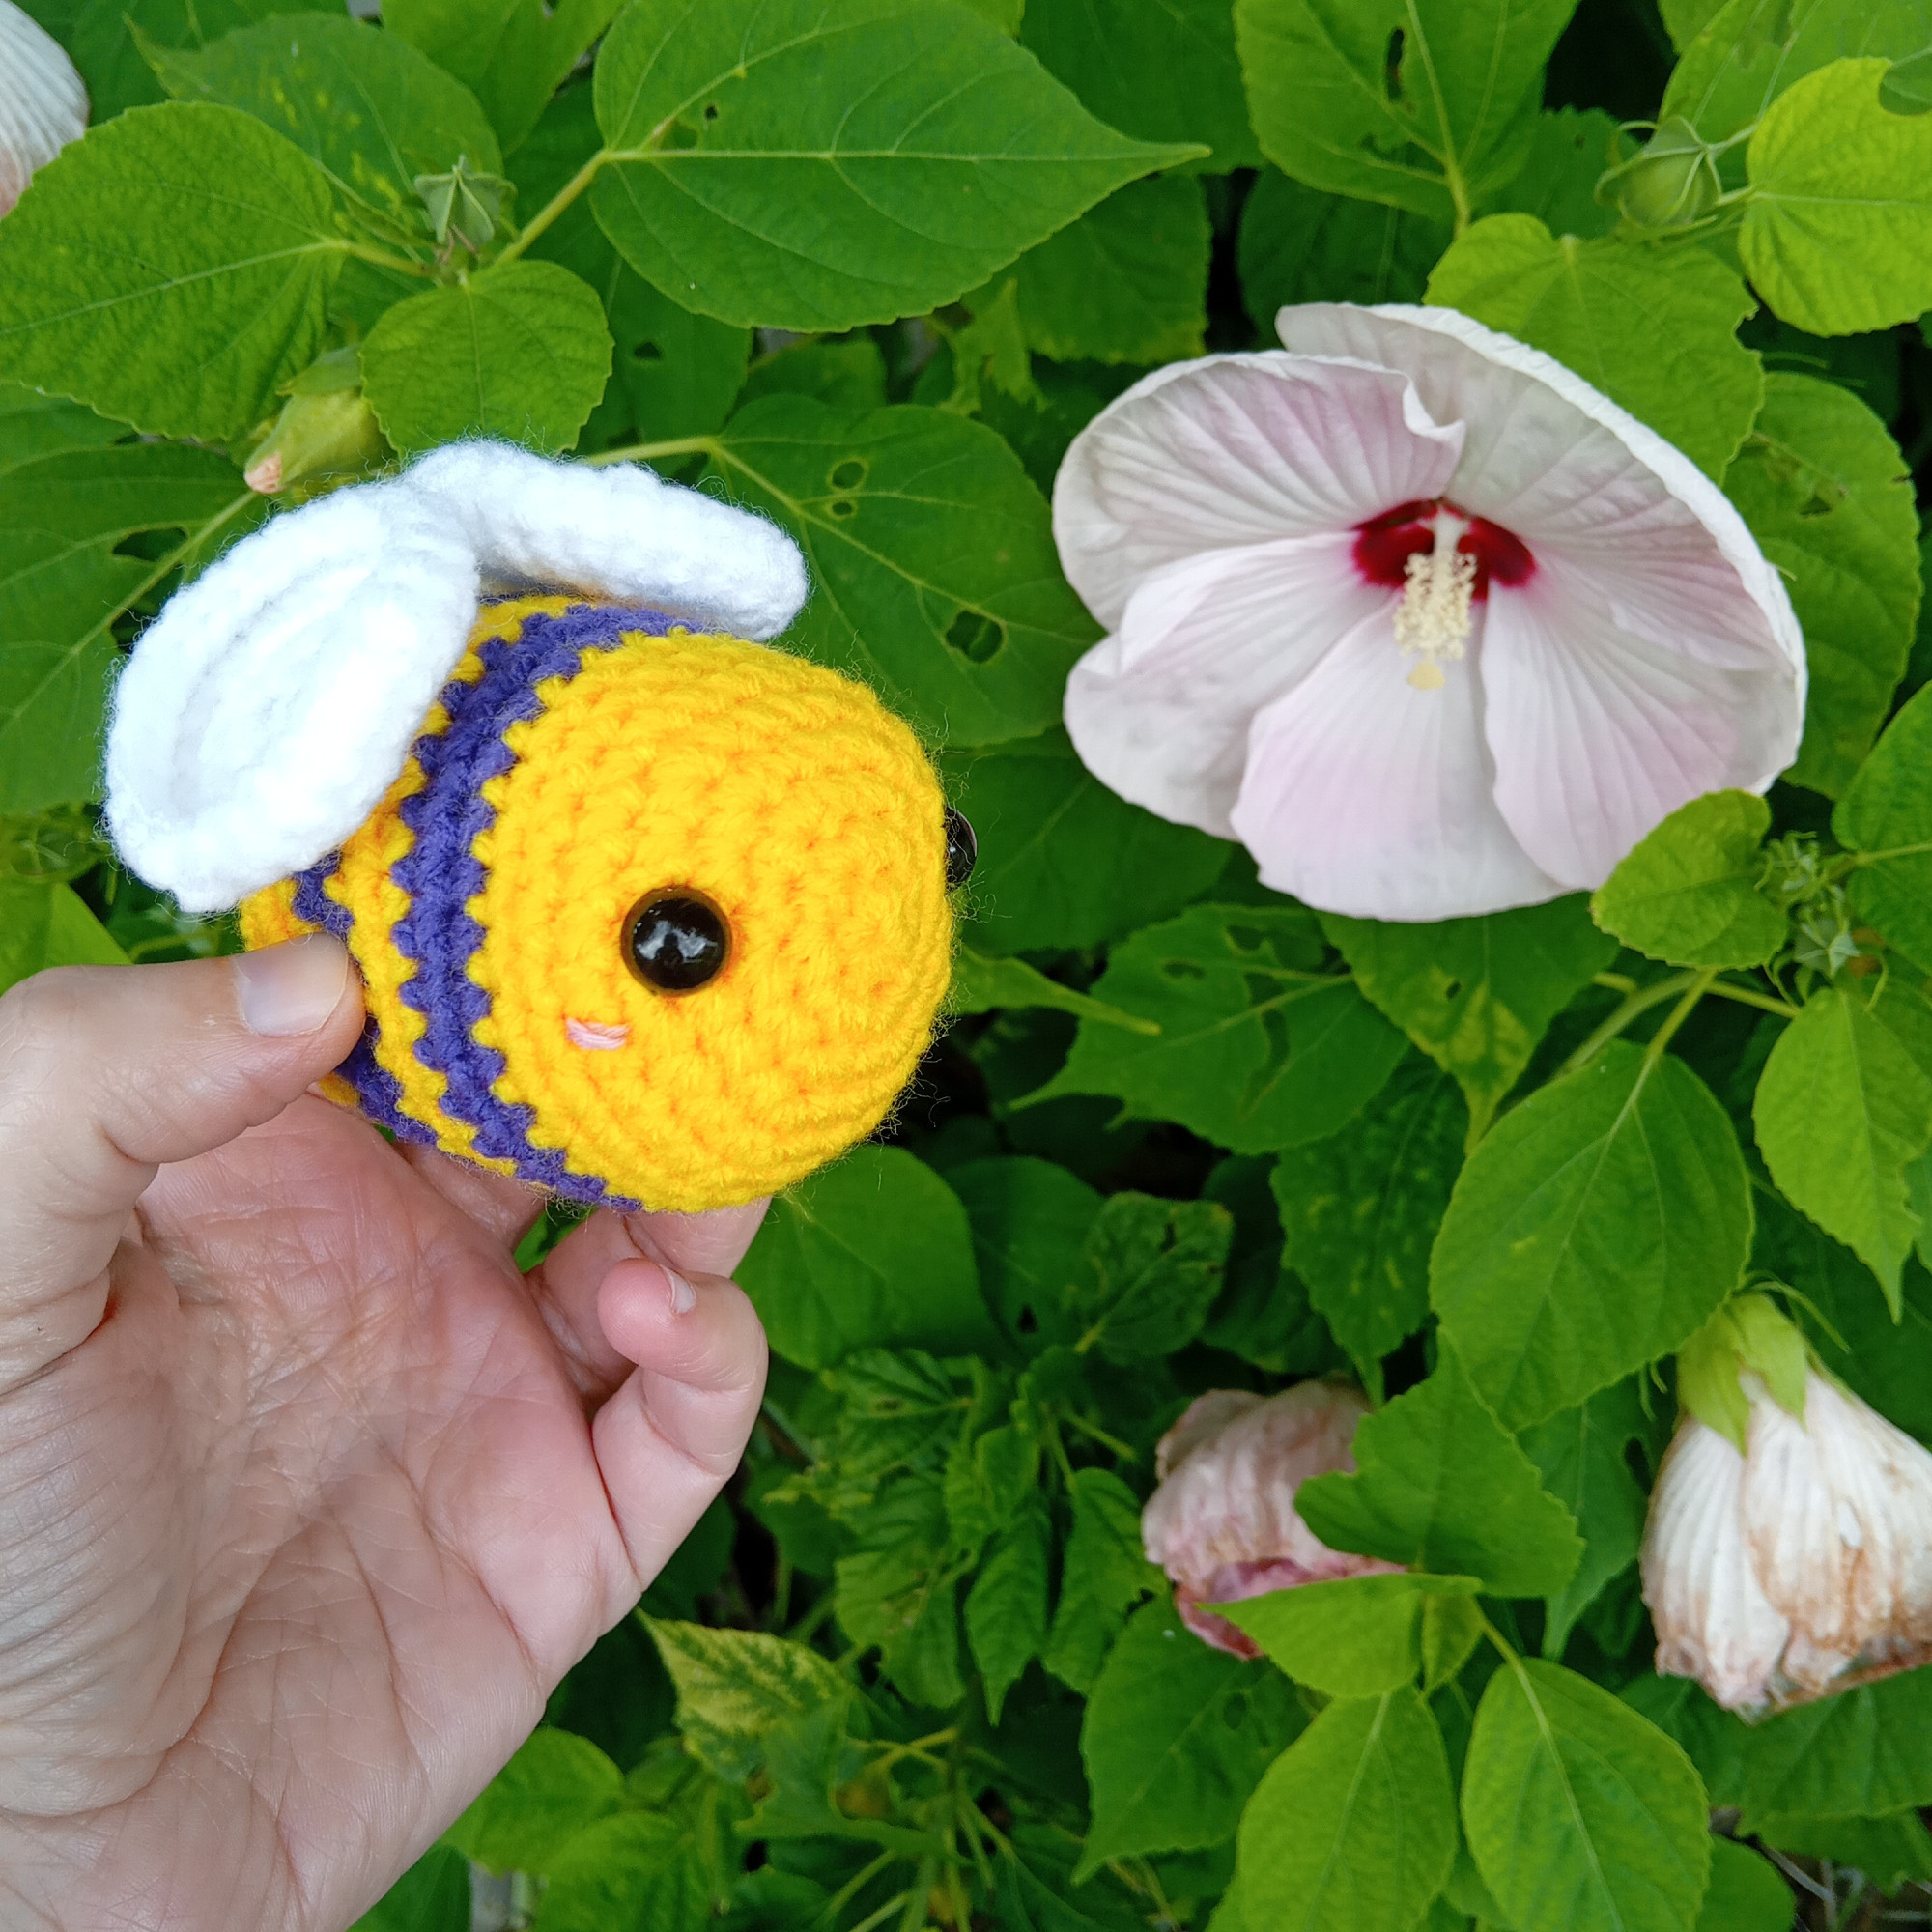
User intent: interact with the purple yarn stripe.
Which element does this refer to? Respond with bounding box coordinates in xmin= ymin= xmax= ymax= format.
xmin=388 ymin=602 xmax=679 ymax=1208
xmin=293 ymin=859 xmax=437 ymax=1146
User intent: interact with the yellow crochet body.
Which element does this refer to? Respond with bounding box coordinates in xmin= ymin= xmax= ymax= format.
xmin=241 ymin=595 xmax=952 ymax=1213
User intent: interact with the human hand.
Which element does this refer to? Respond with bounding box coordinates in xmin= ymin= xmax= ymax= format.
xmin=0 ymin=937 xmax=769 ymax=1931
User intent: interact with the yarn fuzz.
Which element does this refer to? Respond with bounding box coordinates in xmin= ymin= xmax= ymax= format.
xmin=242 ymin=594 xmax=954 ymax=1213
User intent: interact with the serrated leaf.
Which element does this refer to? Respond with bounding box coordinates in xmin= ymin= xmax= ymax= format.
xmin=736 ymin=1146 xmax=999 ymax=1371
xmin=1272 ymin=1057 xmax=1464 ymax=1397
xmin=1723 ymin=373 xmax=1920 ymax=795
xmin=0 ymin=383 xmax=122 ymax=469
xmin=534 ymin=1812 xmax=711 ymax=1932
xmin=1591 ymin=790 xmax=1785 ymax=967
xmin=1519 ymin=1378 xmax=1654 ymax=1659
xmin=1295 ymin=1350 xmax=1582 ymax=1599
xmin=950 ymin=947 xmax=1160 ymax=1035
xmin=145 ymin=13 xmax=502 ymax=226
xmin=1742 ymin=58 xmax=1932 ymax=335
xmin=965 ymin=1493 xmax=1050 ymax=1722
xmin=1698 ymin=1837 xmax=1800 ymax=1932
xmin=1424 ymin=213 xmax=1763 ymax=478
xmin=360 ymin=259 xmax=611 ymax=455
xmin=1042 ymin=1466 xmax=1160 ymax=1693
xmin=1020 ymin=0 xmax=1262 ymax=171
xmin=1431 ymin=1041 xmax=1754 ymax=1429
xmin=949 ymin=1154 xmax=1100 ymax=1350
xmin=1234 ymin=0 xmax=1579 ymax=224
xmin=644 ymin=1618 xmax=850 ymax=1783
xmin=1463 ymin=1660 xmax=1710 ymax=1932
xmin=606 ymin=270 xmax=750 ymax=441
xmin=1321 ymin=895 xmax=1615 ymax=1144
xmin=1030 ymin=904 xmax=1408 ymax=1156
xmin=351 ymin=1845 xmax=470 ymax=1932
xmin=1754 ymin=987 xmax=1932 ymax=1311
xmin=0 ymin=881 xmax=128 ymax=995
xmin=1234 ymin=1688 xmax=1457 ymax=1932
xmin=444 ymin=1727 xmax=624 ymax=1878
xmin=590 ymin=0 xmax=1198 ymax=333
xmin=835 ymin=1474 xmax=967 ymax=1709
xmin=1837 ymin=686 xmax=1932 ymax=973
xmin=1482 ymin=106 xmax=1621 ymax=241
xmin=1238 ymin=168 xmax=1450 ymax=326
xmin=1077 ymin=1595 xmax=1303 ymax=1879
xmin=705 ymin=398 xmax=1098 ymax=749
xmin=1070 ymin=1192 xmax=1231 ymax=1362
xmin=69 ymin=0 xmax=307 ymax=121
xmin=1218 ymin=1573 xmax=1484 ymax=1698
xmin=947 ymin=729 xmax=1231 ymax=952
xmin=0 ymin=103 xmax=342 ymax=440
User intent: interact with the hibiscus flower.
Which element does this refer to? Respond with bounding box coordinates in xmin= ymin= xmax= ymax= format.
xmin=0 ymin=1 xmax=85 ymax=220
xmin=1053 ymin=303 xmax=1804 ymax=922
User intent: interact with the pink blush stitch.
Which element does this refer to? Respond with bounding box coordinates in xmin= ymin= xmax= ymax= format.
xmin=565 ymin=1016 xmax=630 ymax=1051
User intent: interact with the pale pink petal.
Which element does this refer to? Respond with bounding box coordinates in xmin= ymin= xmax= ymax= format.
xmin=1063 ymin=529 xmax=1382 ymax=838
xmin=0 ymin=3 xmax=86 ymax=218
xmin=1480 ymin=562 xmax=1800 ymax=891
xmin=1273 ymin=302 xmax=1804 ymax=697
xmin=1228 ymin=609 xmax=1561 ymax=921
xmin=1052 ymin=352 xmax=1464 ymax=628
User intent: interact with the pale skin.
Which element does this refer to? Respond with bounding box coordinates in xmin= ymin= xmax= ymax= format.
xmin=0 ymin=933 xmax=771 ymax=1931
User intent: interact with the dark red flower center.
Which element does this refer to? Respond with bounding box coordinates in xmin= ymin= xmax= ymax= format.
xmin=1352 ymin=499 xmax=1535 ymax=598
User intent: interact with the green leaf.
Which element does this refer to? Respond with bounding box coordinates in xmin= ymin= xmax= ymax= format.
xmin=1837 ymin=686 xmax=1932 ymax=972
xmin=1295 ymin=1350 xmax=1583 ymax=1598
xmin=1431 ymin=1041 xmax=1754 ymax=1429
xmin=1482 ymin=106 xmax=1621 ymax=241
xmin=1070 ymin=1192 xmax=1232 ymax=1362
xmin=1662 ymin=0 xmax=1729 ymax=49
xmin=350 ymin=1844 xmax=471 ymax=1932
xmin=1424 ymin=213 xmax=1763 ymax=479
xmin=1754 ymin=987 xmax=1932 ymax=1311
xmin=1030 ymin=904 xmax=1408 ymax=1156
xmin=1234 ymin=1688 xmax=1457 ymax=1932
xmin=360 ymin=260 xmax=611 ymax=455
xmin=0 ymin=881 xmax=128 ymax=996
xmin=1271 ymin=1057 xmax=1464 ymax=1396
xmin=1754 ymin=1808 xmax=1932 ymax=1889
xmin=949 ymin=1154 xmax=1099 ymax=1350
xmin=385 ymin=0 xmax=621 ymax=156
xmin=145 ymin=13 xmax=502 ymax=226
xmin=1696 ymin=1837 xmax=1797 ymax=1932
xmin=739 ymin=337 xmax=889 ymax=413
xmin=1019 ymin=0 xmax=1262 ymax=170
xmin=1238 ymin=168 xmax=1451 ymax=326
xmin=534 ymin=1811 xmax=710 ymax=1932
xmin=1077 ymin=1594 xmax=1304 ymax=1879
xmin=1590 ymin=790 xmax=1785 ymax=968
xmin=1662 ymin=0 xmax=1932 ymax=144
xmin=0 ymin=103 xmax=341 ymax=441
xmin=1218 ymin=1573 xmax=1484 ymax=1699
xmin=1741 ymin=58 xmax=1932 ymax=335
xmin=1725 ymin=1666 xmax=1932 ymax=1821
xmin=950 ymin=947 xmax=1160 ymax=1036
xmin=738 ymin=1147 xmax=998 ymax=1370
xmin=704 ymin=398 xmax=1098 ymax=749
xmin=1519 ymin=1378 xmax=1654 ymax=1659
xmin=0 ymin=442 xmax=249 ymax=813
xmin=1723 ymin=373 xmax=1920 ymax=795
xmin=0 ymin=383 xmax=123 ymax=468
xmin=1463 ymin=1660 xmax=1710 ymax=1932
xmin=947 ymin=730 xmax=1231 ymax=952
xmin=1321 ymin=895 xmax=1616 ymax=1145
xmin=835 ymin=1474 xmax=967 ymax=1708
xmin=1042 ymin=1466 xmax=1161 ymax=1693
xmin=643 ymin=1618 xmax=850 ymax=1783
xmin=68 ymin=0 xmax=305 ymax=121
xmin=972 ymin=175 xmax=1209 ymax=365
xmin=444 ymin=1727 xmax=625 ymax=1877
xmin=1234 ymin=0 xmax=1580 ymax=224
xmin=965 ymin=1492 xmax=1051 ymax=1722
xmin=590 ymin=0 xmax=1199 ymax=333
xmin=606 ymin=271 xmax=750 ymax=442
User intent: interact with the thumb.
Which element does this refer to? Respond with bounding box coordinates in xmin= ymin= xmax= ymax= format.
xmin=0 ymin=935 xmax=363 ymax=1389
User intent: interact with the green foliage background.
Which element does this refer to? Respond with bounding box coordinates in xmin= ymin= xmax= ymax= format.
xmin=4 ymin=0 xmax=1932 ymax=1925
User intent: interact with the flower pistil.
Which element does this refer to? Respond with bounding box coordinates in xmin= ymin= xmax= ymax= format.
xmin=1393 ymin=516 xmax=1479 ymax=690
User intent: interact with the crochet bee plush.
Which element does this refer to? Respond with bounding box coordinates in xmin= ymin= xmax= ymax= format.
xmin=104 ymin=442 xmax=966 ymax=1213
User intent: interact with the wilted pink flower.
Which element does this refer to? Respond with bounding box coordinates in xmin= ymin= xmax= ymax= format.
xmin=1644 ymin=1305 xmax=1932 ymax=1715
xmin=1142 ymin=1382 xmax=1400 ymax=1657
xmin=1052 ymin=303 xmax=1804 ymax=922
xmin=0 ymin=2 xmax=85 ymax=220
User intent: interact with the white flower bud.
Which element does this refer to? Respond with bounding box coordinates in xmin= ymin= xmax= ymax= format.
xmin=0 ymin=2 xmax=86 ymax=219
xmin=1141 ymin=1381 xmax=1400 ymax=1657
xmin=1643 ymin=1295 xmax=1932 ymax=1715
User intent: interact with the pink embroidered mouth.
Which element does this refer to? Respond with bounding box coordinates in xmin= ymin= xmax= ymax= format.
xmin=565 ymin=1017 xmax=630 ymax=1051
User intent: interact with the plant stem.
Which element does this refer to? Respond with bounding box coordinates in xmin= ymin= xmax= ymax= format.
xmin=816 ymin=1852 xmax=896 ymax=1928
xmin=1557 ymin=971 xmax=1696 ymax=1078
xmin=1644 ymin=967 xmax=1718 ymax=1065
xmin=1704 ymin=980 xmax=1800 ymax=1019
xmin=334 ymin=239 xmax=440 ymax=280
xmin=496 ymin=148 xmax=610 ymax=264
xmin=1055 ymin=1409 xmax=1138 ymax=1462
xmin=585 ymin=435 xmax=722 ymax=467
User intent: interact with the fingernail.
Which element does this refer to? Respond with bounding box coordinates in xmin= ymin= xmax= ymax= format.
xmin=232 ymin=936 xmax=350 ymax=1037
xmin=664 ymin=1266 xmax=697 ymax=1316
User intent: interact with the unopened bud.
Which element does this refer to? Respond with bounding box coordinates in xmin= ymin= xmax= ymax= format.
xmin=242 ymin=350 xmax=388 ymax=497
xmin=1597 ymin=118 xmax=1721 ymax=232
xmin=413 ymin=154 xmax=510 ymax=253
xmin=1141 ymin=1382 xmax=1400 ymax=1657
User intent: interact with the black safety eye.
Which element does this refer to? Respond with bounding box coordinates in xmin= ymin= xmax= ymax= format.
xmin=623 ymin=889 xmax=730 ymax=993
xmin=944 ymin=807 xmax=977 ymax=890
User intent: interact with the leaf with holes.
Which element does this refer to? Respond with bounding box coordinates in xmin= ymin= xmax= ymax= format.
xmin=1067 ymin=1192 xmax=1232 ymax=1362
xmin=705 ymin=396 xmax=1100 ymax=748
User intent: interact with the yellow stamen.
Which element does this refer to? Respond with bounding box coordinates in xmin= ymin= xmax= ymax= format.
xmin=1394 ymin=526 xmax=1476 ymax=691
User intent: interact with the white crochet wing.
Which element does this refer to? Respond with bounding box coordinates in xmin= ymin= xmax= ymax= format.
xmin=103 ymin=444 xmax=810 ymax=912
